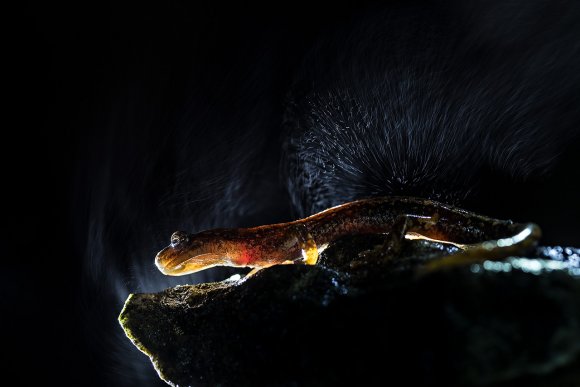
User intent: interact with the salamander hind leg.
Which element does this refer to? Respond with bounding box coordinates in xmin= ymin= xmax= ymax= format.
xmin=380 ymin=215 xmax=411 ymax=257
xmin=359 ymin=215 xmax=421 ymax=259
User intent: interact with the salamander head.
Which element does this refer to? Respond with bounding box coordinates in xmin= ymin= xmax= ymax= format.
xmin=155 ymin=230 xmax=228 ymax=276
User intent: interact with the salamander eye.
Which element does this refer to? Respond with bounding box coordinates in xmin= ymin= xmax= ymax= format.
xmin=170 ymin=231 xmax=189 ymax=248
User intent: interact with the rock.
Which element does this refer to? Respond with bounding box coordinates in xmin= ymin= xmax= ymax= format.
xmin=119 ymin=237 xmax=580 ymax=386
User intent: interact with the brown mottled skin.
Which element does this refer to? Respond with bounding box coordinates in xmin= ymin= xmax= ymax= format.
xmin=155 ymin=196 xmax=541 ymax=276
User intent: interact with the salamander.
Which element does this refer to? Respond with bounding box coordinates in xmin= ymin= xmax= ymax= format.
xmin=155 ymin=196 xmax=540 ymax=276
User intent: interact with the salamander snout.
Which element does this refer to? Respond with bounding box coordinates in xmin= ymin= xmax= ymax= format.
xmin=170 ymin=231 xmax=189 ymax=248
xmin=156 ymin=229 xmax=229 ymax=276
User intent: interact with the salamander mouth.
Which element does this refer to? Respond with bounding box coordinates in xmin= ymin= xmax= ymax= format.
xmin=155 ymin=248 xmax=223 ymax=276
xmin=154 ymin=247 xmax=187 ymax=275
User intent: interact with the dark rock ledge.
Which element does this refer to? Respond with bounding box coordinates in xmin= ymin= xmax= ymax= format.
xmin=119 ymin=236 xmax=580 ymax=387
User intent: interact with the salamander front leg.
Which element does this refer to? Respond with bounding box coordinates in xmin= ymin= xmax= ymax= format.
xmin=300 ymin=233 xmax=319 ymax=265
xmin=244 ymin=260 xmax=296 ymax=279
xmin=245 ymin=267 xmax=264 ymax=278
xmin=291 ymin=224 xmax=319 ymax=266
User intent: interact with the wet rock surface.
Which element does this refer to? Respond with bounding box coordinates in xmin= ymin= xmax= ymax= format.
xmin=119 ymin=237 xmax=580 ymax=386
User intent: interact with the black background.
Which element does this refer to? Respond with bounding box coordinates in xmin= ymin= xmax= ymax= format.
xmin=10 ymin=2 xmax=371 ymax=385
xmin=7 ymin=1 xmax=580 ymax=385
